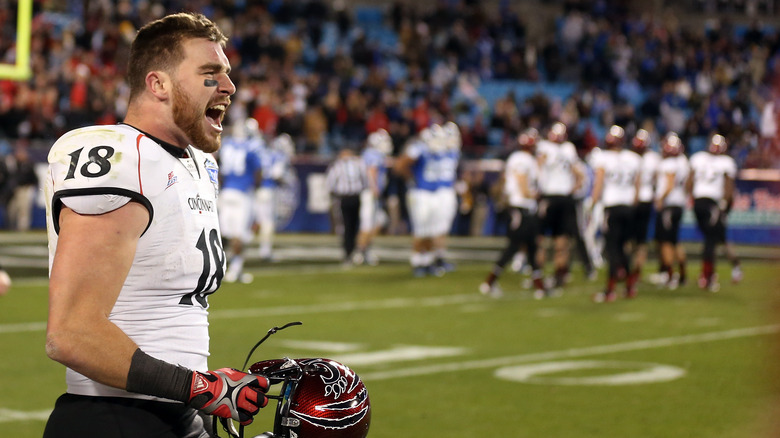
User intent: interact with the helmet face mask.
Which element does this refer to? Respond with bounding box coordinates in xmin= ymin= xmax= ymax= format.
xmin=249 ymin=358 xmax=371 ymax=438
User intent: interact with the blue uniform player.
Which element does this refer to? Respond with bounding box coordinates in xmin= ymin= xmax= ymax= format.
xmin=218 ymin=118 xmax=264 ymax=283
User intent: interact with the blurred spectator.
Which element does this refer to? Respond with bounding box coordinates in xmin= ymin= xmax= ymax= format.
xmin=0 ymin=0 xmax=776 ymax=179
xmin=5 ymin=145 xmax=38 ymax=231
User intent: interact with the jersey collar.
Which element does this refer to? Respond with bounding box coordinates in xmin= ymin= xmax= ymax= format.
xmin=119 ymin=123 xmax=190 ymax=159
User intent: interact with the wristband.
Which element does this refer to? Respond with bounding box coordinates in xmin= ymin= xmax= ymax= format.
xmin=126 ymin=348 xmax=193 ymax=402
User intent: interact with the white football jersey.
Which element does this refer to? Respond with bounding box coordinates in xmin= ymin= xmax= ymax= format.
xmin=591 ymin=149 xmax=641 ymax=207
xmin=45 ymin=124 xmax=224 ymax=399
xmin=537 ymin=139 xmax=579 ymax=195
xmin=504 ymin=150 xmax=538 ymax=210
xmin=637 ymin=150 xmax=661 ymax=203
xmin=689 ymin=151 xmax=737 ymax=201
xmin=656 ymin=155 xmax=690 ymax=208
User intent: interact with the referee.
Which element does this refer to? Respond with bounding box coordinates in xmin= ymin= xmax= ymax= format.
xmin=326 ymin=145 xmax=369 ymax=265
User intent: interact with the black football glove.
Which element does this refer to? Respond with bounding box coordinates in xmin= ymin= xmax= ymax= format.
xmin=187 ymin=368 xmax=270 ymax=425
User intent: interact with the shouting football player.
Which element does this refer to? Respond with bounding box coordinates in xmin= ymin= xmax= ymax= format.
xmin=43 ymin=13 xmax=270 ymax=437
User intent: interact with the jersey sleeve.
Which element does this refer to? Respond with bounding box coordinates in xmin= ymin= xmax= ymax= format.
xmin=47 ymin=126 xmax=158 ymax=234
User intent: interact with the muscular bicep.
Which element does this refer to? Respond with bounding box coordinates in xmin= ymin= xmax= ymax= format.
xmin=47 ymin=201 xmax=149 ymax=388
xmin=50 ymin=202 xmax=149 ymax=315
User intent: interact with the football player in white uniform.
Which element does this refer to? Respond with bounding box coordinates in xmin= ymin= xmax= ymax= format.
xmin=688 ymin=134 xmax=741 ymax=291
xmin=536 ymin=122 xmax=584 ymax=291
xmin=652 ymin=132 xmax=690 ymax=289
xmin=393 ymin=126 xmax=445 ymax=277
xmin=590 ymin=126 xmax=642 ymax=302
xmin=432 ymin=121 xmax=461 ymax=273
xmin=218 ymin=118 xmax=264 ymax=283
xmin=480 ymin=128 xmax=547 ymax=299
xmin=628 ymin=128 xmax=661 ymax=292
xmin=254 ymin=133 xmax=295 ymax=261
xmin=42 ymin=13 xmax=269 ymax=438
xmin=355 ymin=129 xmax=393 ymax=265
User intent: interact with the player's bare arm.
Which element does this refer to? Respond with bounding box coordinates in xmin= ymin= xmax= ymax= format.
xmin=46 ymin=202 xmax=149 ymax=389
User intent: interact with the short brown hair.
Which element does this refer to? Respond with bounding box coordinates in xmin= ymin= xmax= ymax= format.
xmin=127 ymin=12 xmax=228 ymax=101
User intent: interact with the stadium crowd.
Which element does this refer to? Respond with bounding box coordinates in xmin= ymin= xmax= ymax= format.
xmin=0 ymin=0 xmax=778 ymax=232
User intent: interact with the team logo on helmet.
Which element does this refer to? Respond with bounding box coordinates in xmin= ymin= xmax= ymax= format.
xmin=289 ymin=359 xmax=370 ymax=432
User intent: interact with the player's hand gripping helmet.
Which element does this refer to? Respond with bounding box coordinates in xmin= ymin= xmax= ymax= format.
xmin=604 ymin=125 xmax=625 ymax=149
xmin=249 ymin=358 xmax=371 ymax=438
xmin=632 ymin=128 xmax=650 ymax=153
xmin=661 ymin=132 xmax=683 ymax=157
xmin=212 ymin=322 xmax=370 ymax=438
xmin=708 ymin=133 xmax=728 ymax=155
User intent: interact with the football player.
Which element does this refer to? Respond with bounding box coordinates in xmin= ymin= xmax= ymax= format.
xmin=536 ymin=122 xmax=584 ymax=291
xmin=254 ymin=133 xmax=295 ymax=261
xmin=628 ymin=128 xmax=661 ymax=292
xmin=43 ymin=13 xmax=269 ymax=438
xmin=393 ymin=125 xmax=445 ymax=277
xmin=688 ymin=133 xmax=741 ymax=291
xmin=432 ymin=121 xmax=462 ymax=273
xmin=355 ymin=129 xmax=393 ymax=265
xmin=590 ymin=125 xmax=642 ymax=302
xmin=651 ymin=132 xmax=690 ymax=289
xmin=480 ymin=128 xmax=547 ymax=299
xmin=218 ymin=118 xmax=264 ymax=283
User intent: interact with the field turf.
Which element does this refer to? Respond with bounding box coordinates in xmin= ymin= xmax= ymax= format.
xmin=1 ymin=232 xmax=779 ymax=437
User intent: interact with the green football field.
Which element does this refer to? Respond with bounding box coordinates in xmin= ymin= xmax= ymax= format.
xmin=1 ymin=232 xmax=779 ymax=437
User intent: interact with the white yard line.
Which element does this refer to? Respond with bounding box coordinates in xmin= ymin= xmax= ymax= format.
xmin=360 ymin=324 xmax=780 ymax=381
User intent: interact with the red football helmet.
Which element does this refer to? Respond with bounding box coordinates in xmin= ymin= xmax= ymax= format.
xmin=249 ymin=358 xmax=371 ymax=438
xmin=632 ymin=129 xmax=650 ymax=152
xmin=708 ymin=133 xmax=727 ymax=155
xmin=517 ymin=127 xmax=539 ymax=151
xmin=604 ymin=125 xmax=625 ymax=149
xmin=661 ymin=132 xmax=683 ymax=157
xmin=547 ymin=122 xmax=567 ymax=143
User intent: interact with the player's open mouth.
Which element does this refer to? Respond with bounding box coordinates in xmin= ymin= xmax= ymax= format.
xmin=205 ymin=104 xmax=227 ymax=132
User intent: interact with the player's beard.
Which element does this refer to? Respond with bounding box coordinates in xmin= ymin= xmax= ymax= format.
xmin=172 ymin=82 xmax=221 ymax=153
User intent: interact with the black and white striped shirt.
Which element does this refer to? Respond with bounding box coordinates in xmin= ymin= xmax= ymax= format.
xmin=326 ymin=153 xmax=368 ymax=197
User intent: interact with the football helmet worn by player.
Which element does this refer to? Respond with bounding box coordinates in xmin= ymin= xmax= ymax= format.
xmin=517 ymin=127 xmax=539 ymax=151
xmin=272 ymin=133 xmax=296 ymax=158
xmin=367 ymin=128 xmax=393 ymax=155
xmin=443 ymin=121 xmax=462 ymax=151
xmin=708 ymin=134 xmax=728 ymax=155
xmin=248 ymin=358 xmax=371 ymax=438
xmin=548 ymin=121 xmax=567 ymax=143
xmin=632 ymin=128 xmax=650 ymax=152
xmin=661 ymin=132 xmax=683 ymax=157
xmin=604 ymin=125 xmax=625 ymax=149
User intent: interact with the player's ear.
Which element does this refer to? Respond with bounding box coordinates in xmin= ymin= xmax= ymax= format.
xmin=146 ymin=70 xmax=171 ymax=101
